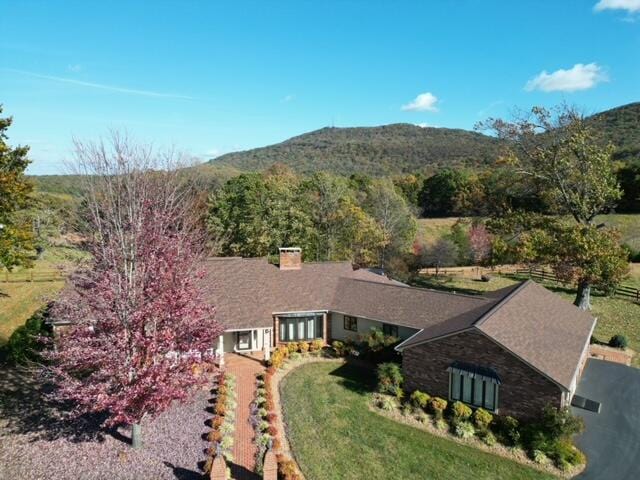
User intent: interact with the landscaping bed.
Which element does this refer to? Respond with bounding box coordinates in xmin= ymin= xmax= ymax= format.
xmin=0 ymin=367 xmax=212 ymax=480
xmin=279 ymin=360 xmax=558 ymax=480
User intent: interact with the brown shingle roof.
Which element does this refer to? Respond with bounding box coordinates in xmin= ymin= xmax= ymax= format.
xmin=202 ymin=257 xmax=394 ymax=330
xmin=398 ymin=280 xmax=596 ymax=390
xmin=203 ymin=258 xmax=595 ymax=390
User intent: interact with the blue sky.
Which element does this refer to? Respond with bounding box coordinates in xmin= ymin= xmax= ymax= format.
xmin=1 ymin=0 xmax=639 ymax=175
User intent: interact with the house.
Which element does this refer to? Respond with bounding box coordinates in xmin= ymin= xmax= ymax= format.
xmin=206 ymin=248 xmax=596 ymax=419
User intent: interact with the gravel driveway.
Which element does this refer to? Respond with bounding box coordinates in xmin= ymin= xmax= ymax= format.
xmin=0 ymin=367 xmax=212 ymax=480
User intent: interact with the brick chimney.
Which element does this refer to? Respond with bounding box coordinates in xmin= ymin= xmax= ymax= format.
xmin=279 ymin=247 xmax=302 ymax=270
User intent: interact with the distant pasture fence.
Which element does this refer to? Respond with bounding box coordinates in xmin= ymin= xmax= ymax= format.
xmin=1 ymin=270 xmax=67 ymax=283
xmin=420 ymin=265 xmax=640 ymax=304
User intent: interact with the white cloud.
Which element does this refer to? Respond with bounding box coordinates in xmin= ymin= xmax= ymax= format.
xmin=282 ymin=94 xmax=295 ymax=103
xmin=401 ymin=92 xmax=439 ymax=112
xmin=524 ymin=63 xmax=608 ymax=92
xmin=594 ymin=0 xmax=640 ymax=13
xmin=67 ymin=64 xmax=82 ymax=73
xmin=416 ymin=123 xmax=429 ymax=128
xmin=3 ymin=68 xmax=194 ymax=99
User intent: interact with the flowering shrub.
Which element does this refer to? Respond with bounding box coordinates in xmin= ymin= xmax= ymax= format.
xmin=299 ymin=341 xmax=310 ymax=353
xmin=287 ymin=342 xmax=299 ymax=354
xmin=204 ymin=372 xmax=237 ymax=474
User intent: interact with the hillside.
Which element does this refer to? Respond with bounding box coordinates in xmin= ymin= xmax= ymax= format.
xmin=209 ymin=103 xmax=640 ymax=176
xmin=210 ymin=124 xmax=503 ymax=176
xmin=587 ymin=102 xmax=640 ymax=161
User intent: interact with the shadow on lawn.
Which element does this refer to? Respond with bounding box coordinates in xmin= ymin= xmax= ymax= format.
xmin=328 ymin=361 xmax=377 ymax=395
xmin=0 ymin=366 xmax=123 ymax=444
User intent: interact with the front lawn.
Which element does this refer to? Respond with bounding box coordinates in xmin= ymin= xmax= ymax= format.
xmin=280 ymin=361 xmax=556 ymax=480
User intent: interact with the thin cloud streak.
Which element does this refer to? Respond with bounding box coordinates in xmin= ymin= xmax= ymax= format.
xmin=3 ymin=68 xmax=194 ymax=99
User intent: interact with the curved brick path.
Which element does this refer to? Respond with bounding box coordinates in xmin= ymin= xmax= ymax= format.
xmin=225 ymin=353 xmax=264 ymax=480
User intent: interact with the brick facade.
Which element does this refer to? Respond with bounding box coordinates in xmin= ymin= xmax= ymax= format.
xmin=402 ymin=330 xmax=563 ymax=420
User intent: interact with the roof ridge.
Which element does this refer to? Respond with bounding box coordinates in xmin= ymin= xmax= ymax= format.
xmin=337 ymin=277 xmax=493 ymax=301
xmin=473 ymin=280 xmax=531 ymax=328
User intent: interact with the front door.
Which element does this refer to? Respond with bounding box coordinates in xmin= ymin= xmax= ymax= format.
xmin=236 ymin=331 xmax=251 ymax=350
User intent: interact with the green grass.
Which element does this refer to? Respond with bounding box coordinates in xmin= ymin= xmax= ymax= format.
xmin=414 ymin=275 xmax=640 ymax=367
xmin=417 ymin=214 xmax=640 ymax=250
xmin=0 ymin=246 xmax=81 ymax=345
xmin=280 ymin=361 xmax=556 ymax=480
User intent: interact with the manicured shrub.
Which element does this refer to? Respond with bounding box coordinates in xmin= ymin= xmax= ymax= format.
xmin=450 ymin=401 xmax=472 ymax=422
xmin=214 ymin=402 xmax=226 ymax=416
xmin=5 ymin=306 xmax=51 ymax=365
xmin=481 ymin=430 xmax=497 ymax=446
xmin=454 ymin=420 xmax=475 ymax=439
xmin=268 ymin=425 xmax=278 ymax=436
xmin=212 ymin=415 xmax=224 ymax=428
xmin=310 ymin=339 xmax=324 ymax=352
xmin=435 ymin=418 xmax=448 ymax=431
xmin=376 ymin=362 xmax=403 ymax=394
xmin=299 ymin=341 xmax=310 ymax=353
xmin=538 ymin=405 xmax=585 ymax=441
xmin=266 ymin=413 xmax=277 ymax=423
xmin=375 ymin=393 xmax=397 ymax=411
xmin=609 ymin=334 xmax=628 ymax=349
xmin=287 ymin=342 xmax=299 ymax=354
xmin=532 ymin=449 xmax=551 ymax=465
xmin=208 ymin=429 xmax=222 ymax=443
xmin=495 ymin=415 xmax=520 ymax=446
xmin=547 ymin=439 xmax=586 ymax=469
xmin=290 ymin=352 xmax=301 ymax=361
xmin=332 ymin=340 xmax=346 ymax=356
xmin=429 ymin=397 xmax=448 ymax=419
xmin=409 ymin=390 xmax=431 ymax=411
xmin=473 ymin=408 xmax=493 ymax=431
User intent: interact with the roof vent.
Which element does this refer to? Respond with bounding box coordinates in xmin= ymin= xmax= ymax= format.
xmin=279 ymin=247 xmax=302 ymax=270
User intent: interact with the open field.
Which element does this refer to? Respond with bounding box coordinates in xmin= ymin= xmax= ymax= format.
xmin=414 ymin=274 xmax=640 ymax=367
xmin=0 ymin=246 xmax=81 ymax=345
xmin=280 ymin=361 xmax=556 ymax=480
xmin=417 ymin=214 xmax=640 ymax=250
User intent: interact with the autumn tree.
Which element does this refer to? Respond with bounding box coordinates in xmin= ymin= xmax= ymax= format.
xmin=0 ymin=106 xmax=34 ymax=269
xmin=364 ymin=179 xmax=417 ymax=270
xmin=480 ymin=105 xmax=627 ymax=309
xmin=46 ymin=134 xmax=223 ymax=448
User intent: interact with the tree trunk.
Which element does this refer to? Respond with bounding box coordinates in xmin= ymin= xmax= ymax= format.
xmin=574 ymin=280 xmax=592 ymax=311
xmin=131 ymin=423 xmax=142 ymax=449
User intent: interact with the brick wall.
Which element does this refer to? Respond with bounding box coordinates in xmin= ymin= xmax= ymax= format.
xmin=402 ymin=330 xmax=563 ymax=420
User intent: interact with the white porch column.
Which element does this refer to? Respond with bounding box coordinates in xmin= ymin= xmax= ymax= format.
xmin=218 ymin=335 xmax=225 ymax=367
xmin=264 ymin=329 xmax=271 ymax=362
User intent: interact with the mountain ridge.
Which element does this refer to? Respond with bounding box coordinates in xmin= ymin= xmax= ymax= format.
xmin=209 ymin=102 xmax=640 ymax=176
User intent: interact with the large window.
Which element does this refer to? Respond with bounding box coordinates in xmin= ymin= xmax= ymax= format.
xmin=344 ymin=315 xmax=358 ymax=332
xmin=382 ymin=323 xmax=399 ymax=338
xmin=448 ymin=362 xmax=500 ymax=411
xmin=279 ymin=314 xmax=323 ymax=342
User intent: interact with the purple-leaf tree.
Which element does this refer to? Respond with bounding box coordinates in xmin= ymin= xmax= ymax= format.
xmin=45 ymin=134 xmax=223 ymax=448
xmin=469 ymin=223 xmax=492 ymax=265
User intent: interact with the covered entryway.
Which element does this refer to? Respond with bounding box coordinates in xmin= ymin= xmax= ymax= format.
xmin=572 ymin=359 xmax=640 ymax=479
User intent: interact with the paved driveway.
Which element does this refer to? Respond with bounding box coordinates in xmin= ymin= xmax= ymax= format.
xmin=572 ymin=359 xmax=640 ymax=480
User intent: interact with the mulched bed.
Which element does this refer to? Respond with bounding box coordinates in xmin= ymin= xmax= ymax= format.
xmin=0 ymin=367 xmax=211 ymax=480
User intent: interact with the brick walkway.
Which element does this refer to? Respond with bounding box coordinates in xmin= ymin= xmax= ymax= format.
xmin=225 ymin=353 xmax=265 ymax=480
xmin=589 ymin=344 xmax=633 ymax=366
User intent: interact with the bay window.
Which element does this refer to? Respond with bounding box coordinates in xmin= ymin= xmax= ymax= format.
xmin=279 ymin=313 xmax=323 ymax=342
